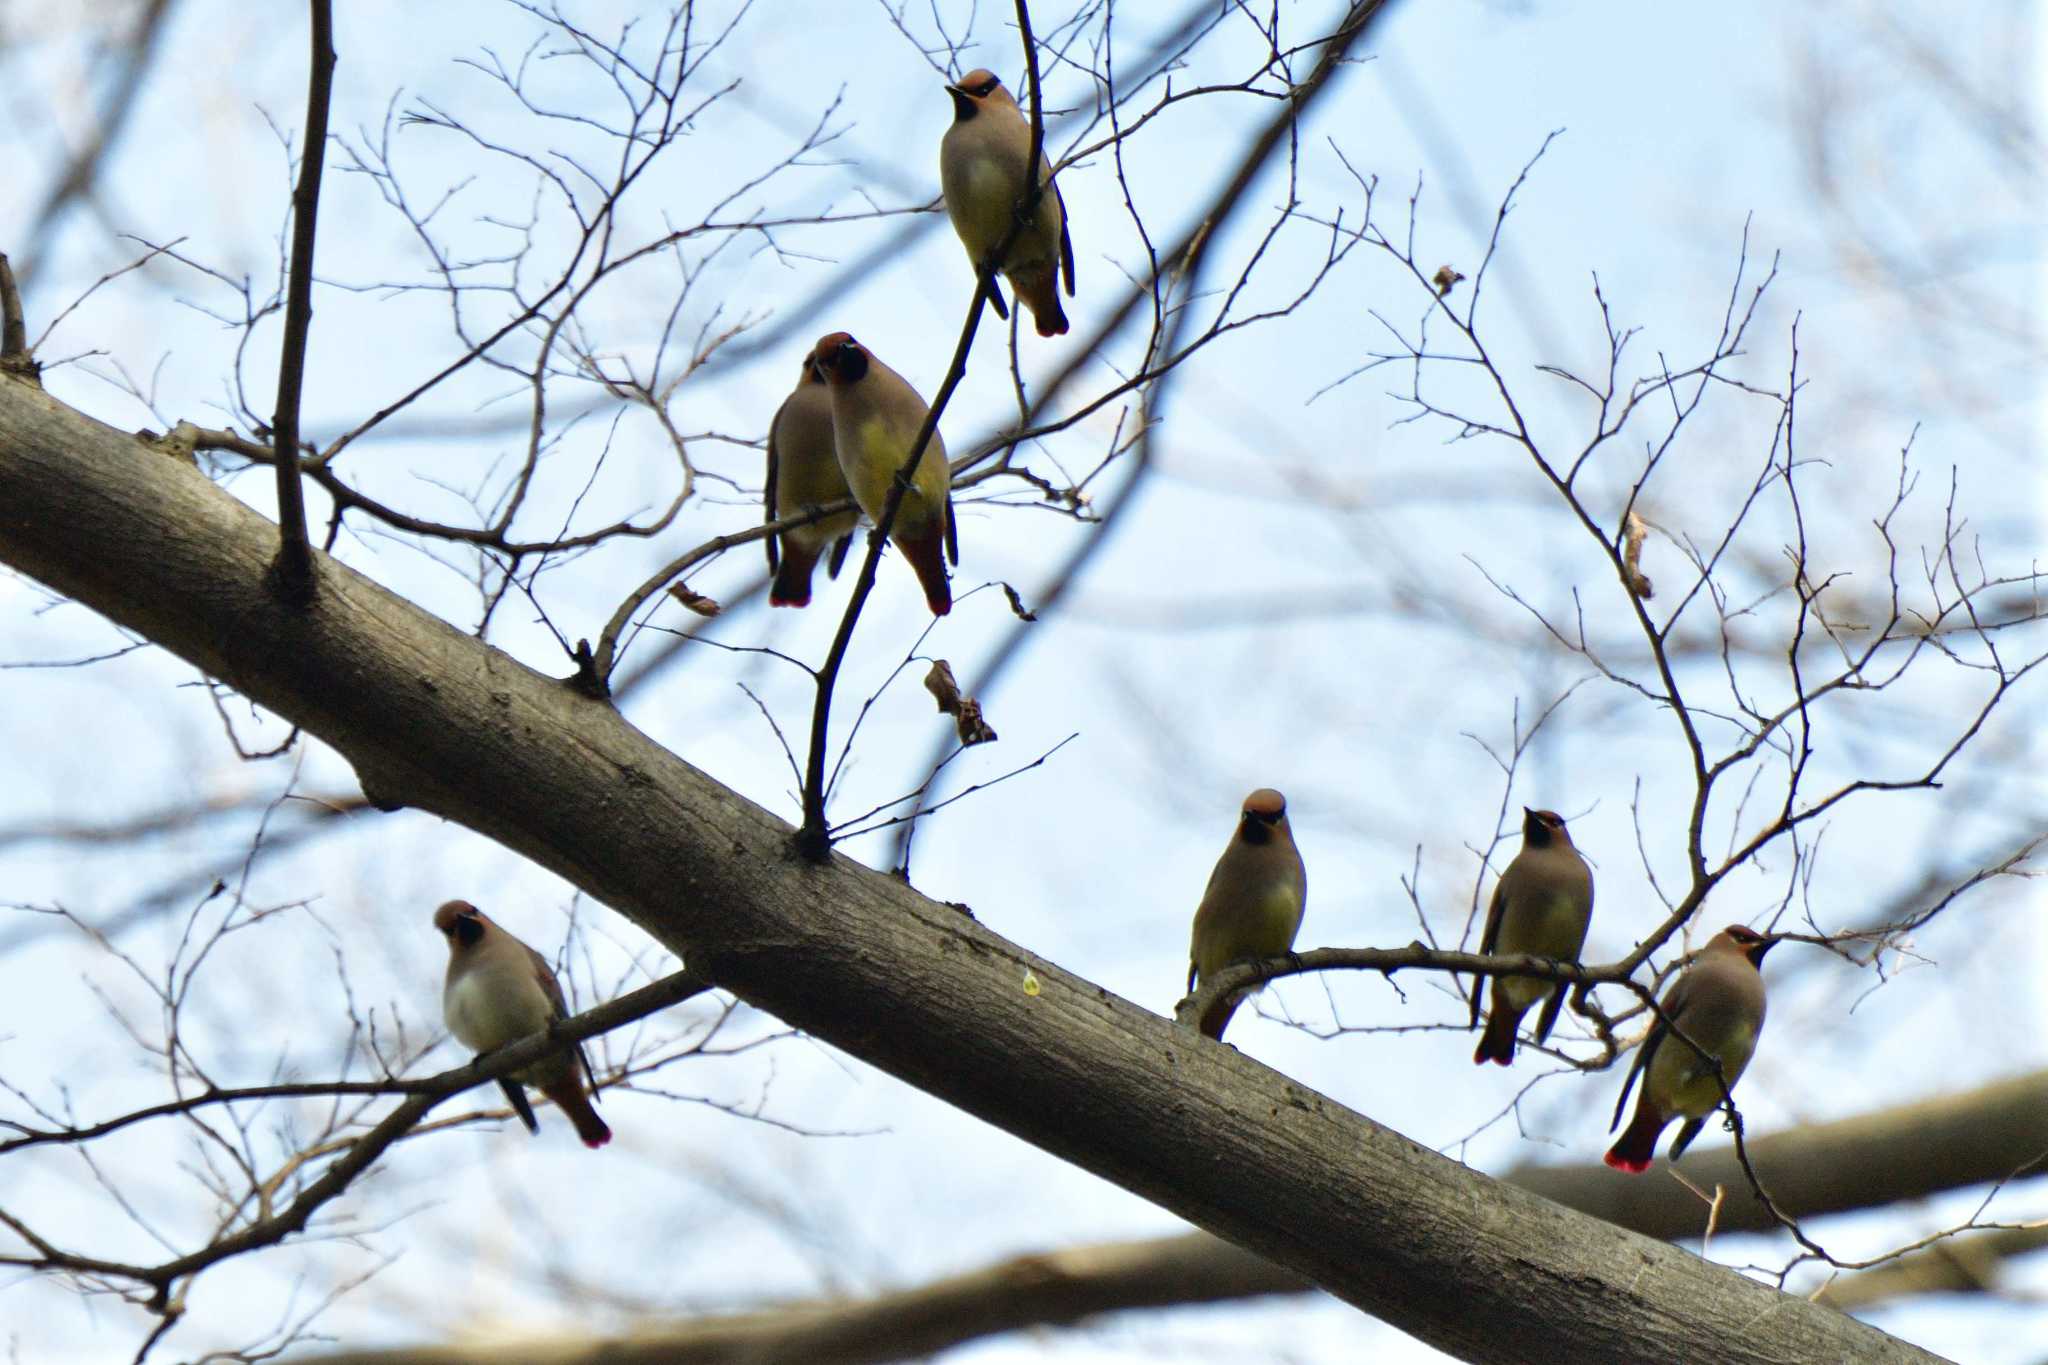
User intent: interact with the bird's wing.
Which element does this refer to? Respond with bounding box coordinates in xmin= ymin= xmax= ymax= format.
xmin=1471 ymin=877 xmax=1509 ymax=1027
xmin=763 ymin=407 xmax=783 ymax=572
xmin=1055 ymin=182 xmax=1075 ymax=295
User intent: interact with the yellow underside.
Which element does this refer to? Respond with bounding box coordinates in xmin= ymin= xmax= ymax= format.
xmin=1646 ymin=1027 xmax=1758 ymax=1120
xmin=845 ymin=417 xmax=946 ymax=539
xmin=1193 ymin=889 xmax=1302 ymax=979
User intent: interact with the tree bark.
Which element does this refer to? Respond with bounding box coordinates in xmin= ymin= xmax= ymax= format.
xmin=303 ymin=1237 xmax=1305 ymax=1365
xmin=0 ymin=377 xmax=1946 ymax=1364
xmin=304 ymin=1074 xmax=2048 ymax=1363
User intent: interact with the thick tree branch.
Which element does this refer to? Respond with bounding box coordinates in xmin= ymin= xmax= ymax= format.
xmin=301 ymin=1236 xmax=1297 ymax=1365
xmin=0 ymin=379 xmax=1941 ymax=1364
xmin=298 ymin=1069 xmax=2048 ymax=1363
xmin=0 ymin=252 xmax=37 ymax=387
xmin=1510 ymin=1068 xmax=2048 ymax=1241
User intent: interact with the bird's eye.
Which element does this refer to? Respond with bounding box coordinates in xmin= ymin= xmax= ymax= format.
xmin=975 ymin=78 xmax=1000 ymax=96
xmin=832 ymin=342 xmax=868 ymax=382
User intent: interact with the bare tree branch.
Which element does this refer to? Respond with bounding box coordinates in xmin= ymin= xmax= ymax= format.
xmin=0 ymin=322 xmax=1947 ymax=1365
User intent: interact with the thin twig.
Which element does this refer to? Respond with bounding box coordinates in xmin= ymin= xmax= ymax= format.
xmin=268 ymin=0 xmax=336 ymax=601
xmin=791 ymin=0 xmax=1057 ymax=860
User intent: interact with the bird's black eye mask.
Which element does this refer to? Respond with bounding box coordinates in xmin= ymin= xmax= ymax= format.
xmin=1239 ymin=808 xmax=1282 ymax=842
xmin=452 ymin=915 xmax=484 ymax=947
xmin=832 ymin=342 xmax=868 ymax=383
xmin=948 ymin=75 xmax=1002 ymax=119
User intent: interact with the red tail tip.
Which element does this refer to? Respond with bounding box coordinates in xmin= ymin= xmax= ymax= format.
xmin=1603 ymin=1149 xmax=1650 ymax=1174
xmin=768 ymin=592 xmax=809 ymax=608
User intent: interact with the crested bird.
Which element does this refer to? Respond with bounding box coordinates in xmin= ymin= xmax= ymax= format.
xmin=940 ymin=67 xmax=1075 ymax=337
xmin=1187 ymin=788 xmax=1308 ymax=1041
xmin=434 ymin=900 xmax=611 ymax=1149
xmin=1471 ymin=807 xmax=1595 ymax=1066
xmin=1605 ymin=924 xmax=1775 ymax=1173
xmin=810 ymin=330 xmax=957 ymax=615
xmin=765 ymin=352 xmax=857 ymax=608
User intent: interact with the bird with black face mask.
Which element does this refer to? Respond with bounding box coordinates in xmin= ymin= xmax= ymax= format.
xmin=940 ymin=67 xmax=1075 ymax=336
xmin=434 ymin=900 xmax=611 ymax=1149
xmin=1471 ymin=807 xmax=1595 ymax=1066
xmin=809 ymin=331 xmax=958 ymax=616
xmin=1186 ymin=789 xmax=1308 ymax=1041
xmin=1605 ymin=925 xmax=1775 ymax=1172
xmin=764 ymin=352 xmax=856 ymax=608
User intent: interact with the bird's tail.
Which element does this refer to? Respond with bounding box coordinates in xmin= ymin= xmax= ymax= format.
xmin=1603 ymin=1103 xmax=1663 ymax=1174
xmin=897 ymin=528 xmax=953 ymax=616
xmin=1666 ymin=1115 xmax=1709 ymax=1163
xmin=1471 ymin=1002 xmax=1522 ymax=1067
xmin=769 ymin=541 xmax=821 ymax=608
xmin=543 ymin=1079 xmax=613 ymax=1150
xmin=497 ymin=1079 xmax=540 ymax=1134
xmin=1199 ymin=992 xmax=1244 ymax=1042
xmin=1010 ymin=266 xmax=1070 ymax=337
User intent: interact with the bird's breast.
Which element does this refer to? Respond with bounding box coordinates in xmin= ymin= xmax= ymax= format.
xmin=445 ymin=967 xmax=553 ymax=1053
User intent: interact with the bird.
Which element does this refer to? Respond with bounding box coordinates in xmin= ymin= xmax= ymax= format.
xmin=1471 ymin=808 xmax=1595 ymax=1066
xmin=809 ymin=331 xmax=957 ymax=615
xmin=433 ymin=900 xmax=612 ymax=1149
xmin=765 ymin=353 xmax=857 ymax=608
xmin=1604 ymin=924 xmax=1775 ymax=1173
xmin=1186 ymin=789 xmax=1308 ymax=1041
xmin=940 ymin=67 xmax=1075 ymax=337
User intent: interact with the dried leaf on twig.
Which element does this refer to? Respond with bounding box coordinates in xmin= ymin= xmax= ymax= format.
xmin=924 ymin=660 xmax=998 ymax=746
xmin=1621 ymin=509 xmax=1654 ymax=599
xmin=667 ymin=584 xmax=722 ymax=617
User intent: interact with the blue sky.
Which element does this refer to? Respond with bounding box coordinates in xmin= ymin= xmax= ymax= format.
xmin=1 ymin=1 xmax=2042 ymax=1360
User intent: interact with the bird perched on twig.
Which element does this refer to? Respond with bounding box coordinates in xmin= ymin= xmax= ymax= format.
xmin=1186 ymin=789 xmax=1308 ymax=1041
xmin=1605 ymin=924 xmax=1775 ymax=1173
xmin=434 ymin=900 xmax=611 ymax=1149
xmin=810 ymin=331 xmax=957 ymax=616
xmin=765 ymin=352 xmax=856 ymax=608
xmin=940 ymin=67 xmax=1076 ymax=337
xmin=1471 ymin=807 xmax=1594 ymax=1066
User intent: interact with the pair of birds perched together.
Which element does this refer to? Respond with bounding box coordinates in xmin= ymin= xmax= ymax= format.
xmin=1185 ymin=796 xmax=1777 ymax=1173
xmin=762 ymin=68 xmax=1076 ymax=618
